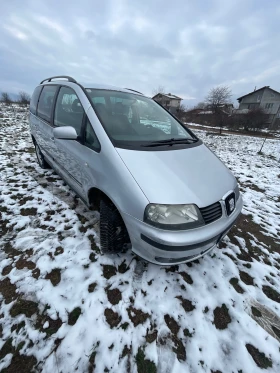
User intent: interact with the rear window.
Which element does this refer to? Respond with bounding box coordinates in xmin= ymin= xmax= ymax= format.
xmin=30 ymin=86 xmax=42 ymax=115
xmin=37 ymin=85 xmax=57 ymax=122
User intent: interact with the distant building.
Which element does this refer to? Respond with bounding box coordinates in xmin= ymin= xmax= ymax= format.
xmin=237 ymin=86 xmax=280 ymax=127
xmin=152 ymin=93 xmax=182 ymax=114
xmin=205 ymin=103 xmax=234 ymax=114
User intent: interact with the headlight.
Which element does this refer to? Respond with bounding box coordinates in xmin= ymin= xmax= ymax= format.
xmin=144 ymin=204 xmax=204 ymax=230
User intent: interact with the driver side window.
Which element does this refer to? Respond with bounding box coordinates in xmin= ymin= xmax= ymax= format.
xmin=54 ymin=87 xmax=84 ymax=136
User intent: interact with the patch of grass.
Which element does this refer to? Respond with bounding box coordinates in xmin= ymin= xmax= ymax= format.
xmin=176 ymin=296 xmax=195 ymax=312
xmin=11 ymin=321 xmax=25 ymax=333
xmin=272 ymin=326 xmax=280 ymax=340
xmin=89 ymin=252 xmax=97 ymax=262
xmin=45 ymin=268 xmax=61 ymax=286
xmin=179 ymin=271 xmax=193 ymax=284
xmin=183 ymin=328 xmax=194 ymax=337
xmin=88 ymin=235 xmax=100 ymax=253
xmin=120 ymin=322 xmax=129 ymax=330
xmin=165 ymin=265 xmax=179 ymax=273
xmin=135 ymin=347 xmax=156 ymax=373
xmin=3 ymin=242 xmax=21 ymax=258
xmin=1 ymin=352 xmax=37 ymax=373
xmin=239 ymin=270 xmax=254 ymax=285
xmin=15 ymin=257 xmax=36 ymax=270
xmin=20 ymin=207 xmax=37 ymax=216
xmin=88 ymin=282 xmax=97 ymax=293
xmin=0 ymin=338 xmax=13 ymax=360
xmin=121 ymin=344 xmax=131 ymax=358
xmin=102 ymin=265 xmax=117 ymax=279
xmin=10 ymin=299 xmax=38 ymax=318
xmin=231 ymin=214 xmax=279 ymax=256
xmin=213 ymin=304 xmax=231 ymax=330
xmin=54 ymin=246 xmax=64 ymax=256
xmin=37 ymin=316 xmax=62 ymax=336
xmin=118 ymin=260 xmax=129 ymax=273
xmin=16 ymin=341 xmax=25 ymax=351
xmin=2 ymin=265 xmax=13 ymax=276
xmin=106 ymin=287 xmax=122 ymax=305
xmin=251 ymin=306 xmax=262 ymax=317
xmin=246 ymin=344 xmax=272 ymax=369
xmin=262 ymin=285 xmax=280 ymax=303
xmin=32 ymin=268 xmax=40 ymax=279
xmin=104 ymin=308 xmax=121 ymax=328
xmin=18 ymin=196 xmax=34 ymax=206
xmin=229 ymin=277 xmax=244 ymax=294
xmin=164 ymin=314 xmax=180 ymax=335
xmin=127 ymin=306 xmax=149 ymax=327
xmin=0 ymin=278 xmax=18 ymax=304
xmin=68 ymin=307 xmax=81 ymax=326
xmin=145 ymin=330 xmax=157 ymax=343
xmin=172 ymin=336 xmax=186 ymax=361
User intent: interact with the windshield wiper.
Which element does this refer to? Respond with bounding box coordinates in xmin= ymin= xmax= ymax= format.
xmin=141 ymin=138 xmax=198 ymax=147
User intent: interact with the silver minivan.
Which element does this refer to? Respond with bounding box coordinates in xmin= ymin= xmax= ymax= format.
xmin=29 ymin=76 xmax=242 ymax=265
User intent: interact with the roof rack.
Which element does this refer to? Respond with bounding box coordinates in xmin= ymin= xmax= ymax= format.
xmin=40 ymin=75 xmax=77 ymax=84
xmin=125 ymin=88 xmax=143 ymax=95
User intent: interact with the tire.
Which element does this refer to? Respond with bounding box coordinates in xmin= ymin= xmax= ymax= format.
xmin=100 ymin=198 xmax=130 ymax=254
xmin=35 ymin=142 xmax=50 ymax=169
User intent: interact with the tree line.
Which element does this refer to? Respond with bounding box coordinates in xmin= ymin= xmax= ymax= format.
xmin=0 ymin=91 xmax=31 ymax=105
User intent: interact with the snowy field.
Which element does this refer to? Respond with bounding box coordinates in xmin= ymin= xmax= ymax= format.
xmin=0 ymin=105 xmax=280 ymax=373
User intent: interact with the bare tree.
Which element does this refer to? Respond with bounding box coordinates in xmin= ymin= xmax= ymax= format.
xmin=176 ymin=103 xmax=187 ymax=120
xmin=18 ymin=91 xmax=31 ymax=105
xmin=1 ymin=92 xmax=12 ymax=105
xmin=152 ymin=85 xmax=166 ymax=96
xmin=205 ymin=85 xmax=232 ymax=113
xmin=205 ymin=85 xmax=232 ymax=134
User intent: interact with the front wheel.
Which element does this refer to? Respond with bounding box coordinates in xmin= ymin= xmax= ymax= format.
xmin=35 ymin=142 xmax=50 ymax=169
xmin=100 ymin=198 xmax=130 ymax=254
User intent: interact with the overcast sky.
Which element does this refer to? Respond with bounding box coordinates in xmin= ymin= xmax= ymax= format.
xmin=1 ymin=0 xmax=279 ymax=106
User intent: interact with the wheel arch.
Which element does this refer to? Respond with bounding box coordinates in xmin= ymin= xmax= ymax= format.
xmin=88 ymin=187 xmax=115 ymax=212
xmin=88 ymin=187 xmax=131 ymax=245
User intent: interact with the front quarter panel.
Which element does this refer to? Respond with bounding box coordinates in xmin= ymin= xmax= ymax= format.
xmin=85 ymin=106 xmax=149 ymax=220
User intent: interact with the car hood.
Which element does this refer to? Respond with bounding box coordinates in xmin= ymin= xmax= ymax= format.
xmin=116 ymin=144 xmax=236 ymax=207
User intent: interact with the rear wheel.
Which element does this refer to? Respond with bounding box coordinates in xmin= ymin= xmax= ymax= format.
xmin=100 ymin=198 xmax=130 ymax=254
xmin=35 ymin=142 xmax=50 ymax=169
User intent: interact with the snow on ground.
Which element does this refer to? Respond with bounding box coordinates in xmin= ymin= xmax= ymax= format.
xmin=0 ymin=105 xmax=280 ymax=373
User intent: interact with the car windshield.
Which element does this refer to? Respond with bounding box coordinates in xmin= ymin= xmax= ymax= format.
xmin=86 ymin=89 xmax=197 ymax=149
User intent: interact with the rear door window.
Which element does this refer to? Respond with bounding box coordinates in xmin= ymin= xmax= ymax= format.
xmin=54 ymin=87 xmax=84 ymax=136
xmin=37 ymin=85 xmax=57 ymax=122
xmin=30 ymin=86 xmax=42 ymax=115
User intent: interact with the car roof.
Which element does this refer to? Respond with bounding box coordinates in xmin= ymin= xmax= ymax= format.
xmin=39 ymin=76 xmax=144 ymax=96
xmin=82 ymin=83 xmax=143 ymax=95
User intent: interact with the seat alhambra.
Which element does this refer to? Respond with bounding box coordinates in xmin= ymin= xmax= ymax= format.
xmin=29 ymin=76 xmax=243 ymax=265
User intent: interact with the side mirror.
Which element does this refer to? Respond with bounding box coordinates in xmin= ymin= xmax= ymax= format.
xmin=53 ymin=126 xmax=78 ymax=140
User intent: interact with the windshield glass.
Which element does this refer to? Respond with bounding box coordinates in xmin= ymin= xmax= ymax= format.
xmin=86 ymin=89 xmax=197 ymax=149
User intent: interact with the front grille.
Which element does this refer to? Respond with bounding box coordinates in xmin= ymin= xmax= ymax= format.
xmin=200 ymin=201 xmax=222 ymax=224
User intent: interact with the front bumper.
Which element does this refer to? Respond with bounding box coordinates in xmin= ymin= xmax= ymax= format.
xmin=122 ymin=196 xmax=243 ymax=265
